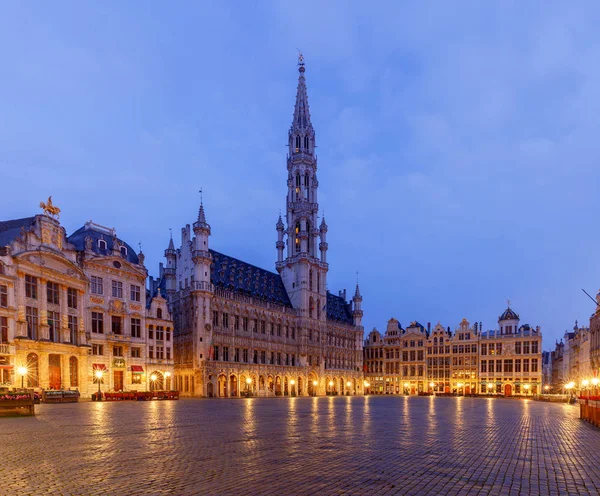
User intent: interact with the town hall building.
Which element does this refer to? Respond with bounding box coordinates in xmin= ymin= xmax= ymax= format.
xmin=168 ymin=56 xmax=365 ymax=397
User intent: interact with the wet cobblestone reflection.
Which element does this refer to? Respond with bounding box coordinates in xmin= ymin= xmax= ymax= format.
xmin=0 ymin=396 xmax=599 ymax=495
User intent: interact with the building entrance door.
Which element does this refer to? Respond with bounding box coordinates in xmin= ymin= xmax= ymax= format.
xmin=465 ymin=386 xmax=471 ymax=395
xmin=114 ymin=371 xmax=124 ymax=391
xmin=504 ymin=384 xmax=512 ymax=397
xmin=48 ymin=354 xmax=61 ymax=390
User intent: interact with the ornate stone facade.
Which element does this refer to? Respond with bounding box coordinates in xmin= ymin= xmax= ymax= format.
xmin=170 ymin=57 xmax=364 ymax=397
xmin=0 ymin=214 xmax=174 ymax=395
xmin=364 ymin=306 xmax=542 ymax=396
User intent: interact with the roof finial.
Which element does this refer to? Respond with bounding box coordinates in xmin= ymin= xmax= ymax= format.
xmin=169 ymin=227 xmax=172 ymax=239
xmin=507 ymin=298 xmax=511 ymax=308
xmin=199 ymin=188 xmax=203 ymax=205
xmin=297 ymin=49 xmax=304 ymax=67
xmin=138 ymin=242 xmax=142 ymax=252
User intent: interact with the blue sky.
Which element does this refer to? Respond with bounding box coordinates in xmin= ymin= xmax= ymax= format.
xmin=2 ymin=2 xmax=599 ymax=348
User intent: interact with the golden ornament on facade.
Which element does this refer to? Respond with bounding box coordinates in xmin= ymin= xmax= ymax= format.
xmin=40 ymin=196 xmax=61 ymax=218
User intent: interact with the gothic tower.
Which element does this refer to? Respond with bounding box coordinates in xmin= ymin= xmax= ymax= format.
xmin=277 ymin=54 xmax=327 ymax=321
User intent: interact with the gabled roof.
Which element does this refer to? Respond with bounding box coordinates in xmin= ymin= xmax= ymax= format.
xmin=326 ymin=292 xmax=353 ymax=325
xmin=210 ymin=250 xmax=292 ymax=308
xmin=0 ymin=216 xmax=36 ymax=247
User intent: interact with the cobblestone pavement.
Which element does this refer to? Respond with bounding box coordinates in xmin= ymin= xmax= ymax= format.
xmin=0 ymin=396 xmax=599 ymax=495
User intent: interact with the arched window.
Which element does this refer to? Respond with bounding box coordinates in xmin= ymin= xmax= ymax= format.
xmin=27 ymin=353 xmax=39 ymax=387
xmin=120 ymin=246 xmax=127 ymax=257
xmin=295 ymin=136 xmax=301 ymax=150
xmin=69 ymin=356 xmax=78 ymax=387
xmin=295 ymin=174 xmax=301 ymax=199
xmin=309 ymin=270 xmax=313 ymax=291
xmin=295 ymin=223 xmax=300 ymax=252
xmin=306 ymin=222 xmax=311 ymax=254
xmin=304 ymin=136 xmax=309 ymax=150
xmin=98 ymin=239 xmax=107 ymax=251
xmin=317 ymin=272 xmax=320 ymax=293
xmin=157 ymin=308 xmax=163 ymax=319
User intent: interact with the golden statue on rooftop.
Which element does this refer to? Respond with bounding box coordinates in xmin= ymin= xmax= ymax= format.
xmin=40 ymin=196 xmax=61 ymax=218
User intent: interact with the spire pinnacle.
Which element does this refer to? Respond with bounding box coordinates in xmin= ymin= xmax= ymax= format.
xmin=168 ymin=228 xmax=175 ymax=250
xmin=291 ymin=53 xmax=313 ymax=135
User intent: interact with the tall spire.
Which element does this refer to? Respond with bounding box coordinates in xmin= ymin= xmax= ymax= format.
xmin=292 ymin=53 xmax=312 ymax=131
xmin=289 ymin=52 xmax=315 ymax=157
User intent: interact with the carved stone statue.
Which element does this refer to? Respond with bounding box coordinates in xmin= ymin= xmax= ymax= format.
xmin=84 ymin=236 xmax=93 ymax=251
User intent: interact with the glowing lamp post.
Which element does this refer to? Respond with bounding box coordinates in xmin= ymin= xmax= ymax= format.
xmin=429 ymin=382 xmax=435 ymax=394
xmin=17 ymin=366 xmax=27 ymax=390
xmin=364 ymin=381 xmax=370 ymax=395
xmin=312 ymin=380 xmax=318 ymax=397
xmin=544 ymin=385 xmax=550 ymax=393
xmin=245 ymin=377 xmax=252 ymax=397
xmin=565 ymin=382 xmax=575 ymax=403
xmin=150 ymin=374 xmax=157 ymax=393
xmin=328 ymin=380 xmax=334 ymax=396
xmin=487 ymin=382 xmax=494 ymax=395
xmin=94 ymin=370 xmax=104 ymax=401
xmin=523 ymin=384 xmax=530 ymax=396
xmin=404 ymin=382 xmax=409 ymax=395
xmin=346 ymin=381 xmax=352 ymax=396
xmin=290 ymin=379 xmax=296 ymax=397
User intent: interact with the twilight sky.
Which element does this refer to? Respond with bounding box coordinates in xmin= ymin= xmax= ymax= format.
xmin=2 ymin=2 xmax=600 ymax=348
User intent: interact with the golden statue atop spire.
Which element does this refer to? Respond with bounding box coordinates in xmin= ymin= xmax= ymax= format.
xmin=40 ymin=196 xmax=61 ymax=218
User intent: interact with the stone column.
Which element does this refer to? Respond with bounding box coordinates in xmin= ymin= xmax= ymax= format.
xmin=78 ymin=290 xmax=86 ymax=345
xmin=60 ymin=284 xmax=69 ymax=343
xmin=15 ymin=271 xmax=27 ymax=337
xmin=39 ymin=278 xmax=49 ymax=341
xmin=39 ymin=352 xmax=49 ymax=389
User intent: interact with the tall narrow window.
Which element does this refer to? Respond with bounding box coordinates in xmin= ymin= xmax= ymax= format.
xmin=67 ymin=288 xmax=78 ymax=309
xmin=25 ymin=275 xmax=37 ymax=299
xmin=26 ymin=306 xmax=38 ymax=339
xmin=309 ymin=270 xmax=313 ymax=291
xmin=304 ymin=136 xmax=309 ymax=150
xmin=0 ymin=285 xmax=7 ymax=307
xmin=0 ymin=317 xmax=7 ymax=342
xmin=295 ymin=135 xmax=301 ymax=150
xmin=68 ymin=316 xmax=78 ymax=344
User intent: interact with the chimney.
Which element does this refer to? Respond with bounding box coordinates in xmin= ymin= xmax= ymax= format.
xmin=427 ymin=322 xmax=431 ymax=333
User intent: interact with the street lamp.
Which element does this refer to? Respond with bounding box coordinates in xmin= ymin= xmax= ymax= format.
xmin=364 ymin=380 xmax=370 ymax=395
xmin=328 ymin=380 xmax=334 ymax=395
xmin=523 ymin=384 xmax=530 ymax=396
xmin=245 ymin=377 xmax=252 ymax=397
xmin=290 ymin=379 xmax=296 ymax=397
xmin=565 ymin=381 xmax=575 ymax=403
xmin=150 ymin=373 xmax=157 ymax=393
xmin=17 ymin=366 xmax=27 ymax=390
xmin=312 ymin=380 xmax=318 ymax=397
xmin=487 ymin=382 xmax=494 ymax=395
xmin=404 ymin=382 xmax=409 ymax=395
xmin=94 ymin=370 xmax=104 ymax=401
xmin=346 ymin=380 xmax=352 ymax=396
xmin=544 ymin=385 xmax=550 ymax=393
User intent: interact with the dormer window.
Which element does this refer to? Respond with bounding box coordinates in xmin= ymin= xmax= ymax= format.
xmin=98 ymin=239 xmax=107 ymax=251
xmin=120 ymin=246 xmax=127 ymax=257
xmin=157 ymin=308 xmax=163 ymax=319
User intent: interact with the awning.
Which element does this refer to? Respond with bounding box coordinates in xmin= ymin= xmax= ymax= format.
xmin=93 ymin=363 xmax=108 ymax=371
xmin=131 ymin=365 xmax=144 ymax=373
xmin=0 ymin=365 xmax=13 ymax=370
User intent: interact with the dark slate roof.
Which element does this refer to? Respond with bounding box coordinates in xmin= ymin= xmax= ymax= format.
xmin=499 ymin=307 xmax=519 ymax=321
xmin=68 ymin=226 xmax=139 ymax=264
xmin=210 ymin=250 xmax=292 ymax=308
xmin=0 ymin=216 xmax=36 ymax=247
xmin=326 ymin=291 xmax=353 ymax=325
xmin=146 ymin=275 xmax=167 ymax=308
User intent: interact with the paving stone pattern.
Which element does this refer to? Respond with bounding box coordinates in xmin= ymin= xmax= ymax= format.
xmin=0 ymin=397 xmax=599 ymax=495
